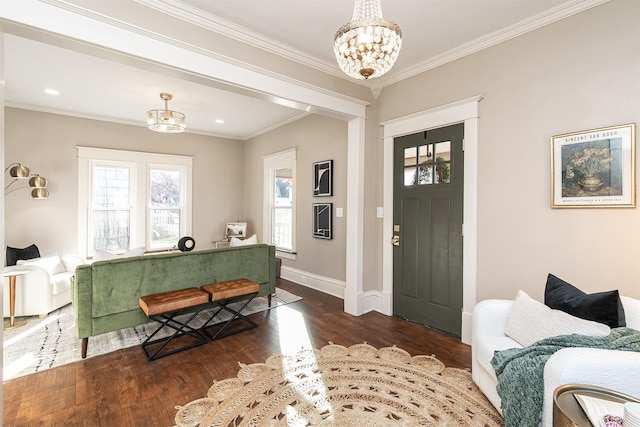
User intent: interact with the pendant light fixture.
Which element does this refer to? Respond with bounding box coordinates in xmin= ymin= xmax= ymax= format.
xmin=334 ymin=0 xmax=402 ymax=80
xmin=147 ymin=92 xmax=186 ymax=133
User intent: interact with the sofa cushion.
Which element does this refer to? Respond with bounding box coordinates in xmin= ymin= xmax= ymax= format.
xmin=6 ymin=244 xmax=40 ymax=266
xmin=621 ymin=296 xmax=640 ymax=330
xmin=505 ymin=290 xmax=610 ymax=347
xmin=230 ymin=234 xmax=258 ymax=247
xmin=52 ymin=272 xmax=74 ymax=295
xmin=19 ymin=254 xmax=65 ymax=276
xmin=476 ymin=335 xmax=522 ymax=381
xmin=544 ymin=274 xmax=626 ymax=328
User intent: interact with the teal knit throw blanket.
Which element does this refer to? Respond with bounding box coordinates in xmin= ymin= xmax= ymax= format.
xmin=491 ymin=328 xmax=640 ymax=427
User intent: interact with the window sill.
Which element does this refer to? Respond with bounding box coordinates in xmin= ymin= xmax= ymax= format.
xmin=276 ymin=250 xmax=296 ymax=261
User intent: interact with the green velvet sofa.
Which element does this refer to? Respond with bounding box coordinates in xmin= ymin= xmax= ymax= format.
xmin=72 ymin=244 xmax=276 ymax=358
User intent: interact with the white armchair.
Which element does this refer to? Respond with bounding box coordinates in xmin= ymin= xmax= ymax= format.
xmin=3 ymin=254 xmax=86 ymax=317
xmin=472 ymin=296 xmax=640 ymax=426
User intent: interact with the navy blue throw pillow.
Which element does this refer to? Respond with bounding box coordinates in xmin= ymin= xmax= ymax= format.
xmin=544 ymin=273 xmax=626 ymax=328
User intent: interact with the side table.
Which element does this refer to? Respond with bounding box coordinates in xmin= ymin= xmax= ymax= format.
xmin=553 ymin=384 xmax=640 ymax=426
xmin=3 ymin=270 xmax=30 ymax=329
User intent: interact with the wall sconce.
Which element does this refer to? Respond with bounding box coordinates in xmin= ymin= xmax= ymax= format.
xmin=5 ymin=163 xmax=49 ymax=199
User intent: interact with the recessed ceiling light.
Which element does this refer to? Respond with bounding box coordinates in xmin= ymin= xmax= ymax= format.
xmin=44 ymin=88 xmax=60 ymax=96
xmin=215 ymin=119 xmax=224 ymax=124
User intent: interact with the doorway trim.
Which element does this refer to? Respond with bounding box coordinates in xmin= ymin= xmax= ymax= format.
xmin=381 ymin=96 xmax=482 ymax=344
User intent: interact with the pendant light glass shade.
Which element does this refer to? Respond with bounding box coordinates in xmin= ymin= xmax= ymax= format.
xmin=334 ymin=0 xmax=402 ymax=79
xmin=147 ymin=93 xmax=186 ymax=133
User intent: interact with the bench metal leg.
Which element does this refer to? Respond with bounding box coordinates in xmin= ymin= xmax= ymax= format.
xmin=201 ymin=293 xmax=259 ymax=341
xmin=141 ymin=305 xmax=207 ymax=361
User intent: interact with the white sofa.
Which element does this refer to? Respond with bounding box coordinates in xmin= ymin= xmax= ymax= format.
xmin=472 ymin=295 xmax=640 ymax=426
xmin=3 ymin=254 xmax=86 ymax=317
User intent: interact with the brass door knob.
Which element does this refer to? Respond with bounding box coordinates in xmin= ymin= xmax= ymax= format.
xmin=392 ymin=235 xmax=400 ymax=246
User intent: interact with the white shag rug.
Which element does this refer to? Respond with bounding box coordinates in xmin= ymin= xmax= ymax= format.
xmin=3 ymin=288 xmax=301 ymax=381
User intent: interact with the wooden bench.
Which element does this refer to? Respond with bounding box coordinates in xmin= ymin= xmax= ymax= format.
xmin=138 ymin=287 xmax=210 ymax=361
xmin=200 ymin=279 xmax=260 ymax=340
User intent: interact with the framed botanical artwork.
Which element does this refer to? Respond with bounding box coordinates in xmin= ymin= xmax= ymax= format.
xmin=313 ymin=160 xmax=333 ymax=196
xmin=551 ymin=123 xmax=636 ymax=208
xmin=312 ymin=203 xmax=332 ymax=239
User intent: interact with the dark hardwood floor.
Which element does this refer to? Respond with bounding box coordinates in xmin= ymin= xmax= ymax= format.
xmin=3 ymin=279 xmax=471 ymax=426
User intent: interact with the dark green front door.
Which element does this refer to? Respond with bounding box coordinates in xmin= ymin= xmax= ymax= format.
xmin=392 ymin=123 xmax=464 ymax=337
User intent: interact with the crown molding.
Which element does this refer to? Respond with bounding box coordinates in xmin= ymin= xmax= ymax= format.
xmin=6 ymin=103 xmax=248 ymax=140
xmin=134 ymin=0 xmax=609 ymax=93
xmin=376 ymin=0 xmax=610 ymax=87
xmin=15 ymin=0 xmax=611 ymax=103
xmin=134 ymin=0 xmax=358 ymax=83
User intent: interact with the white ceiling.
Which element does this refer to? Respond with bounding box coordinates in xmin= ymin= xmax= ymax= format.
xmin=3 ymin=0 xmax=595 ymax=140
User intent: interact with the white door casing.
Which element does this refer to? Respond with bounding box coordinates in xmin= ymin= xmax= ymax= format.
xmin=382 ymin=96 xmax=481 ymax=344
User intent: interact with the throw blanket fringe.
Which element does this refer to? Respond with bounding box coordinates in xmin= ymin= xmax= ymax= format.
xmin=491 ymin=328 xmax=640 ymax=427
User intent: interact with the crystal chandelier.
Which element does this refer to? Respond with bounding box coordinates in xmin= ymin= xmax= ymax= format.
xmin=334 ymin=0 xmax=402 ymax=80
xmin=147 ymin=93 xmax=186 ymax=133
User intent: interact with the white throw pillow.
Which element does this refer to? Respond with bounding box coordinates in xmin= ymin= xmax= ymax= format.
xmin=19 ymin=254 xmax=65 ymax=275
xmin=504 ymin=290 xmax=610 ymax=347
xmin=229 ymin=234 xmax=258 ymax=247
xmin=93 ymin=247 xmax=145 ymax=261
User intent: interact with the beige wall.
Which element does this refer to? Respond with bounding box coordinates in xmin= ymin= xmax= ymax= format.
xmin=5 ymin=0 xmax=639 ymax=303
xmin=4 ymin=108 xmax=245 ymax=257
xmin=375 ymin=0 xmax=640 ymax=300
xmin=244 ymin=114 xmax=348 ymax=281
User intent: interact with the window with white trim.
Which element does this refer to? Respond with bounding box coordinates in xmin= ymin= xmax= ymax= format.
xmin=77 ymin=147 xmax=193 ymax=257
xmin=263 ymin=149 xmax=296 ymax=259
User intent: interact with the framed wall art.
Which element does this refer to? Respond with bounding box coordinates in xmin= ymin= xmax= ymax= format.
xmin=551 ymin=123 xmax=636 ymax=208
xmin=312 ymin=203 xmax=332 ymax=239
xmin=225 ymin=222 xmax=247 ymax=239
xmin=313 ymin=160 xmax=333 ymax=196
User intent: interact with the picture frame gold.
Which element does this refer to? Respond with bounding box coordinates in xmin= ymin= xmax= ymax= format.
xmin=551 ymin=123 xmax=635 ymax=208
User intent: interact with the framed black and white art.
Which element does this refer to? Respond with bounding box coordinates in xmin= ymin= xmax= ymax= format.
xmin=313 ymin=160 xmax=333 ymax=196
xmin=312 ymin=203 xmax=332 ymax=239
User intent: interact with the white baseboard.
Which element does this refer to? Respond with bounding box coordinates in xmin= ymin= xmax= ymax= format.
xmin=363 ymin=290 xmax=383 ymax=313
xmin=461 ymin=311 xmax=472 ymax=345
xmin=281 ymin=266 xmax=345 ymax=299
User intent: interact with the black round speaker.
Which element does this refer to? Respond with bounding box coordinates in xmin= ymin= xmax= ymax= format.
xmin=177 ymin=236 xmax=195 ymax=252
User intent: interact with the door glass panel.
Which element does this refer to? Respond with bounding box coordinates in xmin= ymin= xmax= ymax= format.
xmin=435 ymin=141 xmax=451 ymax=161
xmin=418 ymin=145 xmax=432 ymax=164
xmin=434 ymin=141 xmax=452 ymax=184
xmin=435 ymin=164 xmax=449 ymax=184
xmin=418 ymin=165 xmax=432 ymax=185
xmin=404 ymin=147 xmax=416 ymax=167
xmin=404 ymin=166 xmax=416 ymax=186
